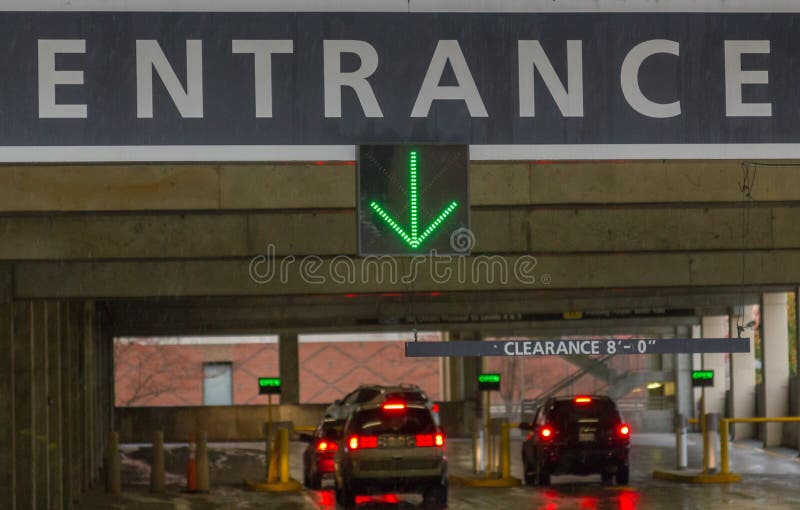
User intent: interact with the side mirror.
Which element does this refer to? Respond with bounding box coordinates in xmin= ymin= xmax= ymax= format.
xmin=298 ymin=433 xmax=314 ymax=443
xmin=518 ymin=423 xmax=533 ymax=431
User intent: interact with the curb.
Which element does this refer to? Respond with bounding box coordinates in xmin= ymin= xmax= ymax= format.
xmin=449 ymin=475 xmax=522 ymax=488
xmin=652 ymin=470 xmax=741 ymax=484
xmin=243 ymin=479 xmax=304 ymax=492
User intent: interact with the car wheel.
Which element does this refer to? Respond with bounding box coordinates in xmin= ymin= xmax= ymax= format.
xmin=536 ymin=461 xmax=550 ymax=486
xmin=523 ymin=459 xmax=536 ymax=486
xmin=308 ymin=471 xmax=322 ymax=490
xmin=423 ymin=482 xmax=448 ymax=508
xmin=600 ymin=470 xmax=613 ymax=485
xmin=339 ymin=481 xmax=356 ymax=508
xmin=616 ymin=466 xmax=630 ymax=485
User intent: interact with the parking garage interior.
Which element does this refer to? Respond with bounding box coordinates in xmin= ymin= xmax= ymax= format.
xmin=3 ymin=1 xmax=800 ymax=509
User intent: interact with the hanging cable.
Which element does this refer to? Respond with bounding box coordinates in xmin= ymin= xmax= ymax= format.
xmin=737 ymin=162 xmax=757 ymax=337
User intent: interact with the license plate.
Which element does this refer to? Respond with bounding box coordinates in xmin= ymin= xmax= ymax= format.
xmin=579 ymin=431 xmax=595 ymax=442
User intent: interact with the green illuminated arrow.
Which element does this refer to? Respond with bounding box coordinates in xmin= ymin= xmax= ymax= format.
xmin=369 ymin=150 xmax=459 ymax=249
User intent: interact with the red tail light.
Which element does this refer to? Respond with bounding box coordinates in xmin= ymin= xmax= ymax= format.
xmin=348 ymin=435 xmax=377 ymax=450
xmin=382 ymin=402 xmax=406 ymax=411
xmin=574 ymin=396 xmax=592 ymax=404
xmin=617 ymin=423 xmax=631 ymax=439
xmin=415 ymin=432 xmax=446 ymax=447
xmin=432 ymin=403 xmax=440 ymax=413
xmin=539 ymin=426 xmax=554 ymax=441
xmin=316 ymin=440 xmax=338 ymax=452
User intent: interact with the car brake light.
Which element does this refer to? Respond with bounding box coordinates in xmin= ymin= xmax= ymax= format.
xmin=348 ymin=435 xmax=377 ymax=450
xmin=574 ymin=396 xmax=592 ymax=404
xmin=316 ymin=440 xmax=338 ymax=452
xmin=617 ymin=424 xmax=631 ymax=439
xmin=539 ymin=426 xmax=554 ymax=440
xmin=382 ymin=402 xmax=406 ymax=411
xmin=415 ymin=433 xmax=446 ymax=447
xmin=432 ymin=403 xmax=439 ymax=413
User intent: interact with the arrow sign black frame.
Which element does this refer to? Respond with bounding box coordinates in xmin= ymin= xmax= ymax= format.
xmin=405 ymin=338 xmax=750 ymax=357
xmin=357 ymin=144 xmax=470 ymax=256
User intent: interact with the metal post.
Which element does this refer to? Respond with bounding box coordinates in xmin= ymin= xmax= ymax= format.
xmin=266 ymin=393 xmax=273 ymax=482
xmin=675 ymin=413 xmax=688 ymax=470
xmin=105 ymin=431 xmax=120 ymax=495
xmin=484 ymin=391 xmax=491 ymax=478
xmin=279 ymin=428 xmax=290 ymax=483
xmin=196 ymin=431 xmax=210 ymax=492
xmin=150 ymin=430 xmax=165 ymax=493
xmin=501 ymin=423 xmax=511 ymax=479
xmin=704 ymin=413 xmax=719 ymax=473
xmin=720 ymin=419 xmax=731 ymax=475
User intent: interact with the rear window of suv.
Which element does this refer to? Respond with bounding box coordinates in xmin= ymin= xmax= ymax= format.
xmin=549 ymin=399 xmax=621 ymax=426
xmin=351 ymin=407 xmax=435 ymax=435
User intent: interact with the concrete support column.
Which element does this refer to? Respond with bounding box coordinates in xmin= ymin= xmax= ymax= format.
xmin=13 ymin=301 xmax=35 ymax=508
xmin=761 ymin=293 xmax=790 ymax=446
xmin=46 ymin=302 xmax=63 ymax=510
xmin=701 ymin=316 xmax=728 ymax=415
xmin=729 ymin=307 xmax=756 ymax=438
xmin=673 ymin=325 xmax=693 ymax=422
xmin=278 ymin=333 xmax=299 ymax=405
xmin=441 ymin=332 xmax=464 ymax=401
xmin=691 ymin=324 xmax=702 ymax=420
xmin=0 ymin=266 xmax=14 ymax=510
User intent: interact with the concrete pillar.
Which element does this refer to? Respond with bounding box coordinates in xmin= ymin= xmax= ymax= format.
xmin=441 ymin=332 xmax=464 ymax=401
xmin=278 ymin=333 xmax=299 ymax=405
xmin=46 ymin=302 xmax=63 ymax=510
xmin=13 ymin=301 xmax=34 ymax=509
xmin=673 ymin=328 xmax=693 ymax=422
xmin=32 ymin=302 xmax=49 ymax=510
xmin=761 ymin=293 xmax=790 ymax=446
xmin=0 ymin=266 xmax=14 ymax=510
xmin=729 ymin=307 xmax=756 ymax=438
xmin=59 ymin=301 xmax=77 ymax=509
xmin=701 ymin=316 xmax=728 ymax=415
xmin=691 ymin=324 xmax=702 ymax=420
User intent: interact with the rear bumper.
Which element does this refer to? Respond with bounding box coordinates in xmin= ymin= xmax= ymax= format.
xmin=349 ymin=475 xmax=445 ymax=494
xmin=542 ymin=445 xmax=629 ymax=475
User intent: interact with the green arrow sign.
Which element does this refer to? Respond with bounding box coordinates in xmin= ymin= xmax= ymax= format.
xmin=368 ymin=150 xmax=459 ymax=249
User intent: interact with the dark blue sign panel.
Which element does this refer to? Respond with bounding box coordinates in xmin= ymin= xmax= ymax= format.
xmin=0 ymin=10 xmax=799 ymax=160
xmin=405 ymin=338 xmax=751 ymax=357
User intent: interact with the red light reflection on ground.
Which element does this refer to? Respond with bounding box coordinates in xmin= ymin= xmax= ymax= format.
xmin=617 ymin=489 xmax=640 ymax=510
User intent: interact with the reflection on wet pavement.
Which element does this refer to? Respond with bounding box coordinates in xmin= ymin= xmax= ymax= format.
xmin=81 ymin=433 xmax=800 ymax=509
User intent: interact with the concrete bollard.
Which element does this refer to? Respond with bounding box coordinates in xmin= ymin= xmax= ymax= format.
xmin=196 ymin=431 xmax=210 ymax=492
xmin=675 ymin=413 xmax=688 ymax=470
xmin=106 ymin=431 xmax=121 ymax=495
xmin=703 ymin=413 xmax=720 ymax=474
xmin=150 ymin=430 xmax=165 ymax=493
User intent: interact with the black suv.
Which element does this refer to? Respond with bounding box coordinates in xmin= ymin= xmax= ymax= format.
xmin=520 ymin=395 xmax=631 ymax=485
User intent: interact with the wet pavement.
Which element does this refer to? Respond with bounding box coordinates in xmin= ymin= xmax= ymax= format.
xmin=80 ymin=433 xmax=800 ymax=509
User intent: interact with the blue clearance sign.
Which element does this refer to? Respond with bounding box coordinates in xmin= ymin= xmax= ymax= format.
xmin=2 ymin=2 xmax=800 ymax=161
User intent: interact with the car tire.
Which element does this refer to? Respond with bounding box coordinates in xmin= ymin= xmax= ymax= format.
xmin=423 ymin=482 xmax=448 ymax=508
xmin=523 ymin=459 xmax=536 ymax=486
xmin=616 ymin=466 xmax=630 ymax=485
xmin=308 ymin=471 xmax=322 ymax=490
xmin=339 ymin=481 xmax=356 ymax=508
xmin=536 ymin=462 xmax=551 ymax=486
xmin=601 ymin=470 xmax=613 ymax=485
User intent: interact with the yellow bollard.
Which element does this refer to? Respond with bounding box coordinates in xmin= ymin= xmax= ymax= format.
xmin=279 ymin=428 xmax=290 ymax=483
xmin=501 ymin=423 xmax=511 ymax=480
xmin=720 ymin=419 xmax=730 ymax=475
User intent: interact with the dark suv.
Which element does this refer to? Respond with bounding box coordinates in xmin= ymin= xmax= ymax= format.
xmin=520 ymin=395 xmax=631 ymax=485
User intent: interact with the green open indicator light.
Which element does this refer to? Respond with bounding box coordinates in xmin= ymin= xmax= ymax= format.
xmin=258 ymin=377 xmax=282 ymax=395
xmin=358 ymin=145 xmax=469 ymax=256
xmin=691 ymin=370 xmax=714 ymax=388
xmin=478 ymin=373 xmax=501 ymax=392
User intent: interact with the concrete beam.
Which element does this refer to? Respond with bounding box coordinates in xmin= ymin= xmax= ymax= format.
xmin=0 ymin=205 xmax=792 ymax=260
xmin=3 ymin=160 xmax=800 ymax=213
xmin=13 ymin=251 xmax=800 ymax=299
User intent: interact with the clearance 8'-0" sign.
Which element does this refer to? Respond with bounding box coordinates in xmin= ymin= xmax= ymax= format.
xmin=2 ymin=1 xmax=800 ymax=162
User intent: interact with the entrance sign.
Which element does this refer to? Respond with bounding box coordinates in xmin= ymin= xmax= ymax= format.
xmin=4 ymin=5 xmax=800 ymax=161
xmin=477 ymin=373 xmax=501 ymax=392
xmin=358 ymin=145 xmax=469 ymax=255
xmin=405 ymin=338 xmax=750 ymax=357
xmin=691 ymin=370 xmax=715 ymax=387
xmin=258 ymin=377 xmax=282 ymax=395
